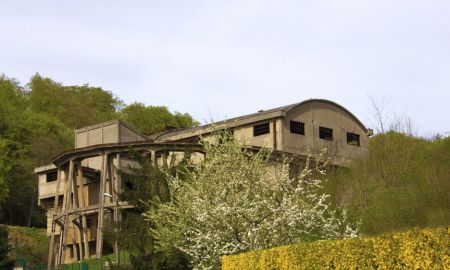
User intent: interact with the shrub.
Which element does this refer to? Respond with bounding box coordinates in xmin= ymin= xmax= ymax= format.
xmin=222 ymin=227 xmax=450 ymax=270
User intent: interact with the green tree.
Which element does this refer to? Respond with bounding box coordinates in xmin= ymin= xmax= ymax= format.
xmin=104 ymin=151 xmax=191 ymax=270
xmin=0 ymin=75 xmax=72 ymax=226
xmin=120 ymin=102 xmax=199 ymax=135
xmin=27 ymin=73 xmax=122 ymax=129
xmin=328 ymin=132 xmax=450 ymax=235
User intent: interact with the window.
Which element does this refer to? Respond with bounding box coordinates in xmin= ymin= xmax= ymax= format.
xmin=347 ymin=132 xmax=360 ymax=146
xmin=290 ymin=121 xmax=305 ymax=135
xmin=253 ymin=122 xmax=270 ymax=136
xmin=46 ymin=171 xmax=57 ymax=182
xmin=319 ymin=126 xmax=333 ymax=141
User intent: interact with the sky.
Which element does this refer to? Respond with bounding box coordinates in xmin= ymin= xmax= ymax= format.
xmin=1 ymin=0 xmax=449 ymax=135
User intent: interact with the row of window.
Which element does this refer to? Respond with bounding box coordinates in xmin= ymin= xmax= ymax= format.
xmin=253 ymin=121 xmax=361 ymax=146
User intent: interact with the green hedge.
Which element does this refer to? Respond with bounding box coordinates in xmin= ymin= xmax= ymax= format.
xmin=222 ymin=227 xmax=450 ymax=270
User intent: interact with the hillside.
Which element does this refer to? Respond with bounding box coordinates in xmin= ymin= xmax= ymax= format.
xmin=7 ymin=225 xmax=49 ymax=267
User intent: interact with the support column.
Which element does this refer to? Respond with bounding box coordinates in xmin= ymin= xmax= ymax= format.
xmin=69 ymin=163 xmax=82 ymax=261
xmin=77 ymin=162 xmax=90 ymax=259
xmin=96 ymin=152 xmax=108 ymax=258
xmin=61 ymin=160 xmax=74 ymax=264
xmin=113 ymin=153 xmax=121 ymax=264
xmin=73 ymin=162 xmax=84 ymax=261
xmin=48 ymin=167 xmax=62 ymax=270
xmin=151 ymin=150 xmax=157 ymax=167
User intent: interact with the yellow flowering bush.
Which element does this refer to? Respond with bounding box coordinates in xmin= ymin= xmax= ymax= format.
xmin=222 ymin=227 xmax=450 ymax=270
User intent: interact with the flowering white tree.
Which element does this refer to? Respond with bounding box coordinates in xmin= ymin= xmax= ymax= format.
xmin=145 ymin=133 xmax=357 ymax=270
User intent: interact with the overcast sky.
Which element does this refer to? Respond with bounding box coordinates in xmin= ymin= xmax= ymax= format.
xmin=1 ymin=1 xmax=449 ymax=135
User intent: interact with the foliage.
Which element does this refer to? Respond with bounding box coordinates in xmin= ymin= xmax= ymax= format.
xmin=0 ymin=73 xmax=198 ymax=228
xmin=0 ymin=75 xmax=73 ymax=226
xmin=146 ymin=133 xmax=357 ymax=270
xmin=28 ymin=74 xmax=123 ymax=129
xmin=120 ymin=102 xmax=199 ymax=135
xmin=222 ymin=226 xmax=450 ymax=270
xmin=7 ymin=225 xmax=48 ymax=267
xmin=327 ymin=132 xmax=450 ymax=235
xmin=0 ymin=225 xmax=14 ymax=270
xmin=103 ymin=151 xmax=192 ymax=270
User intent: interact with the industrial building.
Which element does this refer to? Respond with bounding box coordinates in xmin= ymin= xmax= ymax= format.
xmin=35 ymin=99 xmax=371 ymax=267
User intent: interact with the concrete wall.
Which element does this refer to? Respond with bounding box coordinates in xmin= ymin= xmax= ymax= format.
xmin=174 ymin=101 xmax=368 ymax=165
xmin=283 ymin=101 xmax=368 ymax=164
xmin=76 ymin=120 xmax=146 ymax=170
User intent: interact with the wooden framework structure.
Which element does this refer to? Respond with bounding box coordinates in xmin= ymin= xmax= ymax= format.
xmin=46 ymin=142 xmax=204 ymax=269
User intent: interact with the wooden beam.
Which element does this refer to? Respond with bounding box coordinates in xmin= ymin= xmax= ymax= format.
xmin=47 ymin=166 xmax=62 ymax=270
xmin=77 ymin=162 xmax=90 ymax=260
xmin=113 ymin=153 xmax=121 ymax=264
xmin=96 ymin=153 xmax=108 ymax=258
xmin=60 ymin=161 xmax=74 ymax=264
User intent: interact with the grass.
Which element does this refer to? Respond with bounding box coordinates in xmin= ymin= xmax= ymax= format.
xmin=6 ymin=225 xmax=49 ymax=267
xmin=62 ymin=251 xmax=131 ymax=270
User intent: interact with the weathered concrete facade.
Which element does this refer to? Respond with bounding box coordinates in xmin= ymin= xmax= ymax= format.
xmin=36 ymin=99 xmax=370 ymax=268
xmin=154 ymin=99 xmax=371 ymax=165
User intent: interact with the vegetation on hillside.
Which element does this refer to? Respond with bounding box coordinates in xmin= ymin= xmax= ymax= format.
xmin=0 ymin=73 xmax=198 ymax=227
xmin=121 ymin=102 xmax=199 ymax=135
xmin=328 ymin=132 xmax=450 ymax=235
xmin=0 ymin=225 xmax=14 ymax=270
xmin=7 ymin=225 xmax=48 ymax=267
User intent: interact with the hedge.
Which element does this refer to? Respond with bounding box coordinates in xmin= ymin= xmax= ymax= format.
xmin=222 ymin=227 xmax=450 ymax=270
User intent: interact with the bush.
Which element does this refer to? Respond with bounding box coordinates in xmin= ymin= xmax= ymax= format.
xmin=222 ymin=227 xmax=450 ymax=270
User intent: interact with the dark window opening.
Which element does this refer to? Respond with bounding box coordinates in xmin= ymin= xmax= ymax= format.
xmin=319 ymin=126 xmax=333 ymax=141
xmin=122 ymin=173 xmax=135 ymax=191
xmin=290 ymin=121 xmax=305 ymax=135
xmin=347 ymin=132 xmax=360 ymax=146
xmin=253 ymin=122 xmax=270 ymax=136
xmin=86 ymin=216 xmax=92 ymax=229
xmin=46 ymin=171 xmax=57 ymax=182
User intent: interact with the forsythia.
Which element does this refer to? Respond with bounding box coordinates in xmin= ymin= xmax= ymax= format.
xmin=145 ymin=133 xmax=357 ymax=270
xmin=222 ymin=227 xmax=450 ymax=270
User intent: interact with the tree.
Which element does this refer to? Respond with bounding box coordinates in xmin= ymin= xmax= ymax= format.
xmin=104 ymin=151 xmax=192 ymax=270
xmin=27 ymin=74 xmax=122 ymax=129
xmin=120 ymin=102 xmax=199 ymax=135
xmin=328 ymin=132 xmax=450 ymax=235
xmin=145 ymin=133 xmax=357 ymax=269
xmin=0 ymin=75 xmax=72 ymax=226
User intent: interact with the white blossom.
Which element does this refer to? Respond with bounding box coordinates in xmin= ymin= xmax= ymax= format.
xmin=145 ymin=133 xmax=358 ymax=270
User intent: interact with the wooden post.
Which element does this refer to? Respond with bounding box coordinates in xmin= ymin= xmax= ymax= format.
xmin=69 ymin=163 xmax=81 ymax=261
xmin=47 ymin=167 xmax=62 ymax=270
xmin=113 ymin=154 xmax=121 ymax=264
xmin=151 ymin=150 xmax=157 ymax=167
xmin=77 ymin=163 xmax=90 ymax=259
xmin=73 ymin=162 xmax=84 ymax=261
xmin=61 ymin=160 xmax=74 ymax=264
xmin=96 ymin=153 xmax=108 ymax=258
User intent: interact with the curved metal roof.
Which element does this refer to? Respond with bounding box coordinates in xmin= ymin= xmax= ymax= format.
xmin=155 ymin=98 xmax=368 ymax=140
xmin=284 ymin=99 xmax=368 ymax=132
